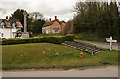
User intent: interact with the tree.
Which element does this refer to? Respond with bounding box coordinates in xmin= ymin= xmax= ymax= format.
xmin=73 ymin=1 xmax=120 ymax=40
xmin=10 ymin=9 xmax=25 ymax=26
xmin=29 ymin=12 xmax=44 ymax=21
xmin=29 ymin=12 xmax=46 ymax=34
xmin=63 ymin=20 xmax=74 ymax=34
xmin=31 ymin=19 xmax=45 ymax=34
xmin=10 ymin=9 xmax=32 ymax=32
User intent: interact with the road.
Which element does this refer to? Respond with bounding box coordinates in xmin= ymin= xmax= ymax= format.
xmin=2 ymin=66 xmax=118 ymax=77
xmin=80 ymin=40 xmax=119 ymax=51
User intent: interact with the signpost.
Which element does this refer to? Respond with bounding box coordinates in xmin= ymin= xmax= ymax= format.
xmin=106 ymin=36 xmax=117 ymax=51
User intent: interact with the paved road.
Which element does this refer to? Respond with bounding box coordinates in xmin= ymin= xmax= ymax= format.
xmin=2 ymin=66 xmax=118 ymax=77
xmin=80 ymin=40 xmax=119 ymax=51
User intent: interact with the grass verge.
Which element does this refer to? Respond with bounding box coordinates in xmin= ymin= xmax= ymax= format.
xmin=74 ymin=33 xmax=106 ymax=42
xmin=2 ymin=43 xmax=118 ymax=70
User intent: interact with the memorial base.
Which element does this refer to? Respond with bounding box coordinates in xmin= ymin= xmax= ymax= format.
xmin=21 ymin=32 xmax=29 ymax=38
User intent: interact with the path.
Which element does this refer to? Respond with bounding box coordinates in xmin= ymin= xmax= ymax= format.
xmin=80 ymin=40 xmax=119 ymax=51
xmin=2 ymin=66 xmax=118 ymax=77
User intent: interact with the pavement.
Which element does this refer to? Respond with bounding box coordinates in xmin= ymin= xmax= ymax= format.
xmin=2 ymin=66 xmax=118 ymax=77
xmin=80 ymin=40 xmax=119 ymax=51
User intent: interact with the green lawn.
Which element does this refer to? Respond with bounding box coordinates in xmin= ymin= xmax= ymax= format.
xmin=74 ymin=33 xmax=106 ymax=42
xmin=2 ymin=43 xmax=118 ymax=70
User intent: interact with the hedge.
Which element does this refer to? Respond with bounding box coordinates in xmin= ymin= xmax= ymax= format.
xmin=1 ymin=34 xmax=74 ymax=45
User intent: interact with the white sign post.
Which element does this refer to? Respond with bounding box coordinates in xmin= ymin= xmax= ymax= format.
xmin=106 ymin=36 xmax=117 ymax=51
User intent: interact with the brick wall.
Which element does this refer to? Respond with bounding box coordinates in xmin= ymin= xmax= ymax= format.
xmin=51 ymin=21 xmax=61 ymax=33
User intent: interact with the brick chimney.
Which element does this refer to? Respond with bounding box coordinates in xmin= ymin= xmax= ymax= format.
xmin=55 ymin=16 xmax=57 ymax=19
xmin=6 ymin=16 xmax=9 ymax=21
xmin=49 ymin=18 xmax=51 ymax=22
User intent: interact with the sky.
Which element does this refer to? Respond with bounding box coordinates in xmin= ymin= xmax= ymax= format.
xmin=0 ymin=0 xmax=79 ymax=21
xmin=0 ymin=0 xmax=119 ymax=21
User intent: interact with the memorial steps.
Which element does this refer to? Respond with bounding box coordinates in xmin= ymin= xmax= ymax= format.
xmin=62 ymin=41 xmax=103 ymax=55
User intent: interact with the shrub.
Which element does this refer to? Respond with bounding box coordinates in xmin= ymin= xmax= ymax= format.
xmin=1 ymin=34 xmax=74 ymax=45
xmin=74 ymin=33 xmax=85 ymax=39
xmin=65 ymin=34 xmax=74 ymax=41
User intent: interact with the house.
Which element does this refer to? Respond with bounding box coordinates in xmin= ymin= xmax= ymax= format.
xmin=42 ymin=16 xmax=66 ymax=34
xmin=0 ymin=16 xmax=23 ymax=39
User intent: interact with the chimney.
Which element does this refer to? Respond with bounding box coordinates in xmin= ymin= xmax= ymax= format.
xmin=6 ymin=16 xmax=9 ymax=21
xmin=49 ymin=18 xmax=51 ymax=22
xmin=55 ymin=16 xmax=57 ymax=19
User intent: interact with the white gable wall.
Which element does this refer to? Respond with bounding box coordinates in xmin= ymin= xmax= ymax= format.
xmin=0 ymin=28 xmax=19 ymax=39
xmin=42 ymin=26 xmax=52 ymax=34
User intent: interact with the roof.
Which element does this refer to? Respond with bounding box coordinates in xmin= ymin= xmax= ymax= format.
xmin=0 ymin=19 xmax=23 ymax=28
xmin=60 ymin=21 xmax=66 ymax=23
xmin=42 ymin=19 xmax=62 ymax=28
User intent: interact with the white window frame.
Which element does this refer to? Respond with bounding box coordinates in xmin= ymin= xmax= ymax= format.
xmin=1 ymin=22 xmax=5 ymax=28
xmin=54 ymin=28 xmax=59 ymax=33
xmin=12 ymin=22 xmax=16 ymax=28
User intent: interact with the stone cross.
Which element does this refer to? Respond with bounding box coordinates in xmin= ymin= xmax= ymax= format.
xmin=106 ymin=36 xmax=117 ymax=51
xmin=23 ymin=11 xmax=27 ymax=33
xmin=21 ymin=11 xmax=29 ymax=38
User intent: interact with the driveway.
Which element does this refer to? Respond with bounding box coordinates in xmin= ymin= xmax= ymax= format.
xmin=2 ymin=66 xmax=118 ymax=77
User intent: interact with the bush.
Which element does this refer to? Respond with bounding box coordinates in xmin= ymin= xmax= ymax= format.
xmin=1 ymin=34 xmax=74 ymax=45
xmin=65 ymin=34 xmax=74 ymax=41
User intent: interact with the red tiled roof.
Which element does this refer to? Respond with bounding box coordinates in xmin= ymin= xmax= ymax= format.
xmin=60 ymin=21 xmax=66 ymax=23
xmin=42 ymin=20 xmax=54 ymax=28
xmin=42 ymin=19 xmax=62 ymax=28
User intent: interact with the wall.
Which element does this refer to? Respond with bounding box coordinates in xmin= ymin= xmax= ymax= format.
xmin=51 ymin=21 xmax=61 ymax=33
xmin=61 ymin=22 xmax=66 ymax=32
xmin=42 ymin=26 xmax=52 ymax=34
xmin=0 ymin=28 xmax=19 ymax=39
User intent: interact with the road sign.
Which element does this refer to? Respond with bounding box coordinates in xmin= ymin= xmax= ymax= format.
xmin=106 ymin=36 xmax=117 ymax=51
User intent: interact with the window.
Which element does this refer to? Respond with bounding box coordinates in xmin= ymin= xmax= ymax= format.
xmin=62 ymin=24 xmax=64 ymax=27
xmin=12 ymin=22 xmax=16 ymax=28
xmin=1 ymin=33 xmax=3 ymax=37
xmin=1 ymin=22 xmax=5 ymax=28
xmin=54 ymin=28 xmax=59 ymax=33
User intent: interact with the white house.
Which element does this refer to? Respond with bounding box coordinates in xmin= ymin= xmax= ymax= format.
xmin=0 ymin=18 xmax=23 ymax=39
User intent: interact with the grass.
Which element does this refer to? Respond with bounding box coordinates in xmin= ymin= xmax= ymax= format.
xmin=36 ymin=33 xmax=106 ymax=42
xmin=74 ymin=33 xmax=106 ymax=42
xmin=2 ymin=43 xmax=118 ymax=70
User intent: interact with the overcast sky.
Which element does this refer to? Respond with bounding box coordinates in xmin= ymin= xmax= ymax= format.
xmin=0 ymin=0 xmax=119 ymax=21
xmin=0 ymin=0 xmax=79 ymax=21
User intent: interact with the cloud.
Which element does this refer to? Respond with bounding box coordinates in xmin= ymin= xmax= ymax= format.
xmin=0 ymin=0 xmax=78 ymax=21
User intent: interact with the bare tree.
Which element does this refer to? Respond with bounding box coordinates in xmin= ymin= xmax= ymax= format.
xmin=29 ymin=12 xmax=44 ymax=21
xmin=116 ymin=0 xmax=120 ymax=16
xmin=63 ymin=20 xmax=74 ymax=35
